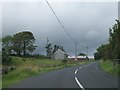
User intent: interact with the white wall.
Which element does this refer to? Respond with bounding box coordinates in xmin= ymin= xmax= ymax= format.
xmin=54 ymin=51 xmax=64 ymax=60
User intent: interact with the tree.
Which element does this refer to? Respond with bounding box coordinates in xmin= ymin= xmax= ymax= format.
xmin=94 ymin=20 xmax=120 ymax=64
xmin=2 ymin=48 xmax=12 ymax=65
xmin=94 ymin=52 xmax=100 ymax=60
xmin=2 ymin=35 xmax=12 ymax=55
xmin=12 ymin=31 xmax=36 ymax=56
xmin=59 ymin=46 xmax=65 ymax=52
xmin=109 ymin=20 xmax=120 ymax=60
xmin=45 ymin=43 xmax=52 ymax=59
xmin=52 ymin=45 xmax=59 ymax=54
xmin=52 ymin=45 xmax=64 ymax=54
xmin=2 ymin=36 xmax=13 ymax=65
xmin=45 ymin=43 xmax=65 ymax=59
xmin=78 ymin=53 xmax=89 ymax=60
xmin=21 ymin=31 xmax=36 ymax=56
xmin=78 ymin=53 xmax=86 ymax=56
xmin=94 ymin=44 xmax=110 ymax=60
xmin=12 ymin=33 xmax=23 ymax=56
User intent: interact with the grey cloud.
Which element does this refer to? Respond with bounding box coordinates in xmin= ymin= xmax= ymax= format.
xmin=2 ymin=2 xmax=118 ymax=56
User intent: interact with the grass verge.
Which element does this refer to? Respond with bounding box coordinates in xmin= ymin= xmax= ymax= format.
xmin=2 ymin=57 xmax=92 ymax=88
xmin=100 ymin=60 xmax=120 ymax=76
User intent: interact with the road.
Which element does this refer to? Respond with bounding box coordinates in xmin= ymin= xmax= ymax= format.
xmin=10 ymin=61 xmax=119 ymax=89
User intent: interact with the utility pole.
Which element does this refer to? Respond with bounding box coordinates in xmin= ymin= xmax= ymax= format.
xmin=46 ymin=0 xmax=78 ymax=60
xmin=46 ymin=37 xmax=49 ymax=57
xmin=47 ymin=37 xmax=49 ymax=45
xmin=75 ymin=41 xmax=77 ymax=61
xmin=86 ymin=46 xmax=89 ymax=60
xmin=86 ymin=46 xmax=88 ymax=57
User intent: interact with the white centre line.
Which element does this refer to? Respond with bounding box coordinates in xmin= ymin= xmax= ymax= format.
xmin=75 ymin=77 xmax=85 ymax=90
xmin=79 ymin=67 xmax=82 ymax=69
xmin=75 ymin=69 xmax=78 ymax=74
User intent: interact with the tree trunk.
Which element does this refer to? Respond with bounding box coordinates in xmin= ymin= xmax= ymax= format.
xmin=23 ymin=41 xmax=26 ymax=56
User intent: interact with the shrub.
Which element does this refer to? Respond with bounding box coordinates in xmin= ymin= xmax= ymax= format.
xmin=62 ymin=59 xmax=68 ymax=63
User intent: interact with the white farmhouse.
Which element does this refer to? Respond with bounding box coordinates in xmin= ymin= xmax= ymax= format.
xmin=52 ymin=49 xmax=68 ymax=60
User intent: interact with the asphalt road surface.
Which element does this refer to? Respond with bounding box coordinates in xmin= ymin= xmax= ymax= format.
xmin=10 ymin=61 xmax=119 ymax=89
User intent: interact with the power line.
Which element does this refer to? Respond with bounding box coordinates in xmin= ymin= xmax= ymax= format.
xmin=46 ymin=0 xmax=76 ymax=43
xmin=46 ymin=0 xmax=77 ymax=59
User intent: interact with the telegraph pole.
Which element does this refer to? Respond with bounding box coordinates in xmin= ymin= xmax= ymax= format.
xmin=47 ymin=37 xmax=49 ymax=45
xmin=46 ymin=0 xmax=78 ymax=60
xmin=86 ymin=46 xmax=88 ymax=60
xmin=46 ymin=37 xmax=49 ymax=57
xmin=86 ymin=46 xmax=88 ymax=56
xmin=75 ymin=41 xmax=77 ymax=61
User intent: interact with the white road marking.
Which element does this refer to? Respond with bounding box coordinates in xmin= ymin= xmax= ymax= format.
xmin=79 ymin=67 xmax=82 ymax=69
xmin=75 ymin=77 xmax=85 ymax=90
xmin=75 ymin=69 xmax=78 ymax=74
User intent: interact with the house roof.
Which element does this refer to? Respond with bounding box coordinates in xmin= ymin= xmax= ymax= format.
xmin=68 ymin=56 xmax=86 ymax=58
xmin=54 ymin=49 xmax=66 ymax=55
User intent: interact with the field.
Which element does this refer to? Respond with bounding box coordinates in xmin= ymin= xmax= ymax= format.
xmin=100 ymin=60 xmax=120 ymax=76
xmin=2 ymin=57 xmax=89 ymax=88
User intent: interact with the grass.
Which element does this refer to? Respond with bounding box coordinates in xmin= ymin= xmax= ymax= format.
xmin=0 ymin=76 xmax=2 ymax=89
xmin=2 ymin=57 xmax=92 ymax=88
xmin=100 ymin=60 xmax=120 ymax=76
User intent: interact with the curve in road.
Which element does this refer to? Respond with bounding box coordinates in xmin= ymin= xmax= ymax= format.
xmin=10 ymin=61 xmax=119 ymax=89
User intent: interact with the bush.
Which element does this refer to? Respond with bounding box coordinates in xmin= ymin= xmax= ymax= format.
xmin=62 ymin=59 xmax=68 ymax=63
xmin=2 ymin=48 xmax=12 ymax=65
xmin=21 ymin=54 xmax=49 ymax=59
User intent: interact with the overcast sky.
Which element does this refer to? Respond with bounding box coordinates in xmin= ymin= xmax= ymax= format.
xmin=1 ymin=1 xmax=118 ymax=57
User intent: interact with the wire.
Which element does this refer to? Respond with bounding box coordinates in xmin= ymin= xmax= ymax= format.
xmin=46 ymin=0 xmax=76 ymax=43
xmin=46 ymin=0 xmax=78 ymax=58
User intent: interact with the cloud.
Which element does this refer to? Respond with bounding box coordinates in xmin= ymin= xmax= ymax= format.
xmin=2 ymin=2 xmax=118 ymax=56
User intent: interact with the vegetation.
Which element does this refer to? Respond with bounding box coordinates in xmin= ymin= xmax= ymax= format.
xmin=2 ymin=48 xmax=12 ymax=65
xmin=2 ymin=31 xmax=36 ymax=65
xmin=100 ymin=60 xmax=120 ymax=76
xmin=2 ymin=31 xmax=36 ymax=56
xmin=2 ymin=57 xmax=90 ymax=88
xmin=45 ymin=43 xmax=53 ymax=59
xmin=78 ymin=53 xmax=86 ymax=56
xmin=94 ymin=20 xmax=120 ymax=65
xmin=12 ymin=31 xmax=36 ymax=56
xmin=45 ymin=38 xmax=65 ymax=59
xmin=62 ymin=59 xmax=68 ymax=63
xmin=78 ymin=53 xmax=89 ymax=60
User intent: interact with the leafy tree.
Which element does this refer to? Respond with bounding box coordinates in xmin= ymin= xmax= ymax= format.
xmin=94 ymin=44 xmax=110 ymax=60
xmin=21 ymin=31 xmax=36 ymax=56
xmin=0 ymin=50 xmax=1 ymax=64
xmin=2 ymin=35 xmax=12 ymax=55
xmin=52 ymin=45 xmax=64 ymax=54
xmin=2 ymin=36 xmax=12 ymax=65
xmin=94 ymin=52 xmax=100 ymax=60
xmin=12 ymin=31 xmax=36 ymax=56
xmin=12 ymin=33 xmax=23 ymax=56
xmin=94 ymin=20 xmax=120 ymax=64
xmin=52 ymin=45 xmax=59 ymax=54
xmin=2 ymin=48 xmax=11 ymax=65
xmin=45 ymin=43 xmax=65 ymax=59
xmin=78 ymin=53 xmax=86 ymax=56
xmin=109 ymin=20 xmax=120 ymax=60
xmin=45 ymin=43 xmax=53 ymax=58
xmin=59 ymin=46 xmax=65 ymax=52
xmin=78 ymin=53 xmax=89 ymax=60
xmin=0 ymin=38 xmax=2 ymax=42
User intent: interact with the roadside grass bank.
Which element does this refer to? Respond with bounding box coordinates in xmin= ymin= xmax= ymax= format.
xmin=2 ymin=57 xmax=93 ymax=88
xmin=100 ymin=60 xmax=120 ymax=76
xmin=0 ymin=76 xmax=2 ymax=89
